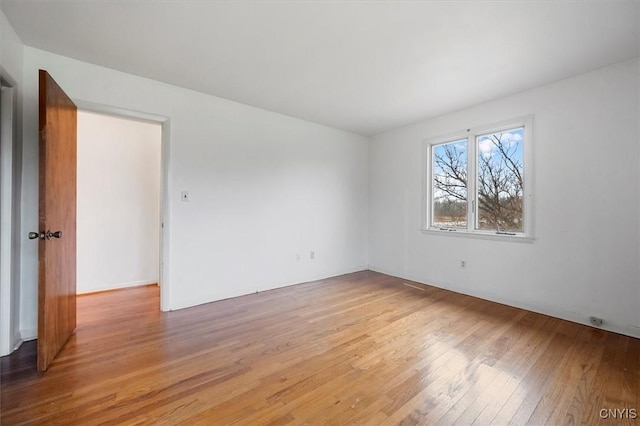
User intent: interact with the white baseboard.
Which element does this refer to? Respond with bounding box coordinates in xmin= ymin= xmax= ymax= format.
xmin=77 ymin=280 xmax=158 ymax=295
xmin=19 ymin=328 xmax=37 ymax=342
xmin=367 ymin=265 xmax=640 ymax=340
xmin=12 ymin=331 xmax=23 ymax=352
xmin=170 ymin=265 xmax=368 ymax=311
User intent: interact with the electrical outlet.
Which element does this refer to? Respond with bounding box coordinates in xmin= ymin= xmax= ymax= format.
xmin=460 ymin=260 xmax=466 ymax=269
xmin=589 ymin=316 xmax=603 ymax=327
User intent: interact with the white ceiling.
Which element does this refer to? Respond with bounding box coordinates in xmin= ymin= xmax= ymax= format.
xmin=2 ymin=1 xmax=638 ymax=136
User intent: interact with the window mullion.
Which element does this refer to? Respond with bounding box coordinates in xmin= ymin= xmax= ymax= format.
xmin=466 ymin=134 xmax=476 ymax=233
xmin=428 ymin=145 xmax=434 ymax=229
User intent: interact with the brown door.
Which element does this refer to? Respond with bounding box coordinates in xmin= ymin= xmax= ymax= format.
xmin=36 ymin=70 xmax=77 ymax=371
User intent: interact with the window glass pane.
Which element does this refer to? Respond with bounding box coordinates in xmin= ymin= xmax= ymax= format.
xmin=432 ymin=139 xmax=467 ymax=228
xmin=476 ymin=127 xmax=524 ymax=232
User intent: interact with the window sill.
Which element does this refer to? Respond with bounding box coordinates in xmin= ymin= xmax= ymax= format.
xmin=420 ymin=228 xmax=534 ymax=243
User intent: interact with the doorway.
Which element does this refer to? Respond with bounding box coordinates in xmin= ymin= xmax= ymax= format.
xmin=76 ymin=111 xmax=162 ymax=299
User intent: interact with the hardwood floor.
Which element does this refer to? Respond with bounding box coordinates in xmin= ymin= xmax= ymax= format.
xmin=1 ymin=271 xmax=638 ymax=425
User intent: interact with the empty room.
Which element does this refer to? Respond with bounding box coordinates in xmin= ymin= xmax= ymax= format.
xmin=0 ymin=1 xmax=638 ymax=425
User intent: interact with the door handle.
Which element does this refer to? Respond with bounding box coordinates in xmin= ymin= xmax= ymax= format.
xmin=46 ymin=230 xmax=62 ymax=239
xmin=28 ymin=230 xmax=62 ymax=240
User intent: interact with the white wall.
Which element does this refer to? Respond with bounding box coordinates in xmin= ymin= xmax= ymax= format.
xmin=0 ymin=8 xmax=23 ymax=355
xmin=77 ymin=111 xmax=161 ymax=294
xmin=18 ymin=47 xmax=369 ymax=336
xmin=0 ymin=10 xmax=22 ymax=81
xmin=369 ymin=59 xmax=640 ymax=338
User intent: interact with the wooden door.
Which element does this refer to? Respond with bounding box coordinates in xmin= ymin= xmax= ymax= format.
xmin=37 ymin=70 xmax=77 ymax=371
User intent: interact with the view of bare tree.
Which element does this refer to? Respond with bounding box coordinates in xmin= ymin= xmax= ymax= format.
xmin=432 ymin=129 xmax=524 ymax=232
xmin=476 ymin=131 xmax=523 ymax=231
xmin=433 ymin=141 xmax=467 ymax=227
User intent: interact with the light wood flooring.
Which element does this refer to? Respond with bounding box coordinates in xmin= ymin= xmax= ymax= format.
xmin=1 ymin=271 xmax=638 ymax=425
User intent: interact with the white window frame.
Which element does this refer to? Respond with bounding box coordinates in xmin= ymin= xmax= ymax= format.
xmin=422 ymin=115 xmax=534 ymax=242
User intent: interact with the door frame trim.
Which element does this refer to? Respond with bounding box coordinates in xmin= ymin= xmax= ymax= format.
xmin=0 ymin=82 xmax=17 ymax=356
xmin=73 ymin=99 xmax=171 ymax=312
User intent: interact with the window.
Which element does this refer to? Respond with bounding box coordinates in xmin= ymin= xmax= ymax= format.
xmin=425 ymin=117 xmax=532 ymax=239
xmin=432 ymin=138 xmax=468 ymax=229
